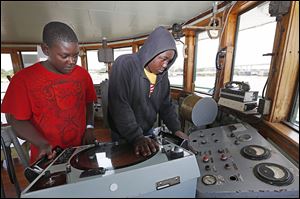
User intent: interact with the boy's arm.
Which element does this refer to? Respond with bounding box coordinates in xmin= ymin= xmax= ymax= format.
xmin=82 ymin=102 xmax=96 ymax=145
xmin=9 ymin=114 xmax=54 ymax=160
xmin=85 ymin=102 xmax=94 ymax=127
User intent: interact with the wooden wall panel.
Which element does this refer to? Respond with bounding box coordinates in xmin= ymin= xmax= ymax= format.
xmin=183 ymin=30 xmax=195 ymax=92
xmin=266 ymin=1 xmax=299 ymax=122
xmin=10 ymin=50 xmax=23 ymax=73
xmin=213 ymin=13 xmax=237 ymax=100
xmin=254 ymin=121 xmax=299 ymax=163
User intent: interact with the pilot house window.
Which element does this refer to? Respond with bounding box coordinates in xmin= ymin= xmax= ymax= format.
xmin=232 ymin=1 xmax=276 ymax=97
xmin=194 ymin=31 xmax=219 ymax=95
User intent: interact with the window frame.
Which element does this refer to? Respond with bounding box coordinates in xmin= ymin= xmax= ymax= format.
xmin=285 ymin=79 xmax=299 ymax=131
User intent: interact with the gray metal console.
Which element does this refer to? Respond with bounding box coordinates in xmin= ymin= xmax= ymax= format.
xmin=21 ymin=139 xmax=200 ymax=198
xmin=189 ymin=122 xmax=299 ymax=198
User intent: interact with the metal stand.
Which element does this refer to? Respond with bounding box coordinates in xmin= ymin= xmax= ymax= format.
xmin=1 ymin=126 xmax=29 ymax=168
xmin=1 ymin=136 xmax=21 ymax=197
xmin=1 ymin=174 xmax=6 ymax=198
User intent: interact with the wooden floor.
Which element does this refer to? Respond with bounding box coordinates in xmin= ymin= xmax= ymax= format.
xmin=1 ymin=117 xmax=111 ymax=198
xmin=1 ymin=158 xmax=29 ymax=198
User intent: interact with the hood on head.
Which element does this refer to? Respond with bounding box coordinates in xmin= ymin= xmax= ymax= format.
xmin=138 ymin=26 xmax=178 ymax=72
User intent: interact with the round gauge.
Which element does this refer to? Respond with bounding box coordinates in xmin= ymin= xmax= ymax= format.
xmin=202 ymin=175 xmax=217 ymax=185
xmin=240 ymin=145 xmax=271 ymax=160
xmin=253 ymin=162 xmax=294 ymax=186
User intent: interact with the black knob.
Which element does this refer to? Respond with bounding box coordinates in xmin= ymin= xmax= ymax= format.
xmin=54 ymin=146 xmax=63 ymax=154
xmin=170 ymin=146 xmax=184 ymax=159
xmin=218 ymin=149 xmax=224 ymax=153
xmin=44 ymin=170 xmax=51 ymax=178
xmin=224 ymin=163 xmax=231 ymax=169
xmin=66 ymin=164 xmax=71 ymax=173
xmin=205 ymin=165 xmax=211 ymax=171
xmin=234 ymin=140 xmax=240 ymax=145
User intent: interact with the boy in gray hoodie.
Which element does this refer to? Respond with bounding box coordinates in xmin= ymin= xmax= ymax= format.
xmin=108 ymin=26 xmax=187 ymax=157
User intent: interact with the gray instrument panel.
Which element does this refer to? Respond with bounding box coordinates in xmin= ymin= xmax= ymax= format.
xmin=189 ymin=122 xmax=299 ymax=198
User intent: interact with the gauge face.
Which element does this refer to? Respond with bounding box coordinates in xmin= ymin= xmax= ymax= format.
xmin=202 ymin=175 xmax=217 ymax=185
xmin=266 ymin=165 xmax=285 ymax=179
xmin=251 ymin=146 xmax=265 ymax=156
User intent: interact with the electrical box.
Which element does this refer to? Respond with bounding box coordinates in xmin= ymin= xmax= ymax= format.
xmin=258 ymin=99 xmax=271 ymax=115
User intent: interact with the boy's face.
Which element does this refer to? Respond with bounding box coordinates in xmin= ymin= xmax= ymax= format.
xmin=44 ymin=40 xmax=80 ymax=74
xmin=147 ymin=50 xmax=175 ymax=75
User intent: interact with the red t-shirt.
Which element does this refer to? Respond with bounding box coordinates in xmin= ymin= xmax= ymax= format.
xmin=1 ymin=63 xmax=97 ymax=163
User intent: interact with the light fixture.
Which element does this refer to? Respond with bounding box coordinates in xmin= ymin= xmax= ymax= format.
xmin=171 ymin=23 xmax=184 ymax=42
xmin=207 ymin=16 xmax=221 ymax=39
xmin=207 ymin=1 xmax=221 ymax=39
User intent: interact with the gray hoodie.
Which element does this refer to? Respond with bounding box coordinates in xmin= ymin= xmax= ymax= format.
xmin=108 ymin=26 xmax=181 ymax=143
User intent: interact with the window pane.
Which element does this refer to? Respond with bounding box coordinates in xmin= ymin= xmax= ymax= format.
xmin=169 ymin=38 xmax=184 ymax=87
xmin=114 ymin=47 xmax=132 ymax=60
xmin=76 ymin=56 xmax=81 ymax=66
xmin=293 ymin=110 xmax=299 ymax=128
xmin=21 ymin=51 xmax=38 ymax=68
xmin=22 ymin=49 xmax=80 ymax=68
xmin=289 ymin=86 xmax=299 ymax=128
xmin=87 ymin=50 xmax=108 ymax=84
xmin=1 ymin=53 xmax=14 ymax=124
xmin=194 ymin=31 xmax=219 ymax=94
xmin=37 ymin=45 xmax=48 ymax=62
xmin=232 ymin=1 xmax=276 ymax=96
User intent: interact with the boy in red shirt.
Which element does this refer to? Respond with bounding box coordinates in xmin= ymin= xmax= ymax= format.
xmin=1 ymin=21 xmax=97 ymax=163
